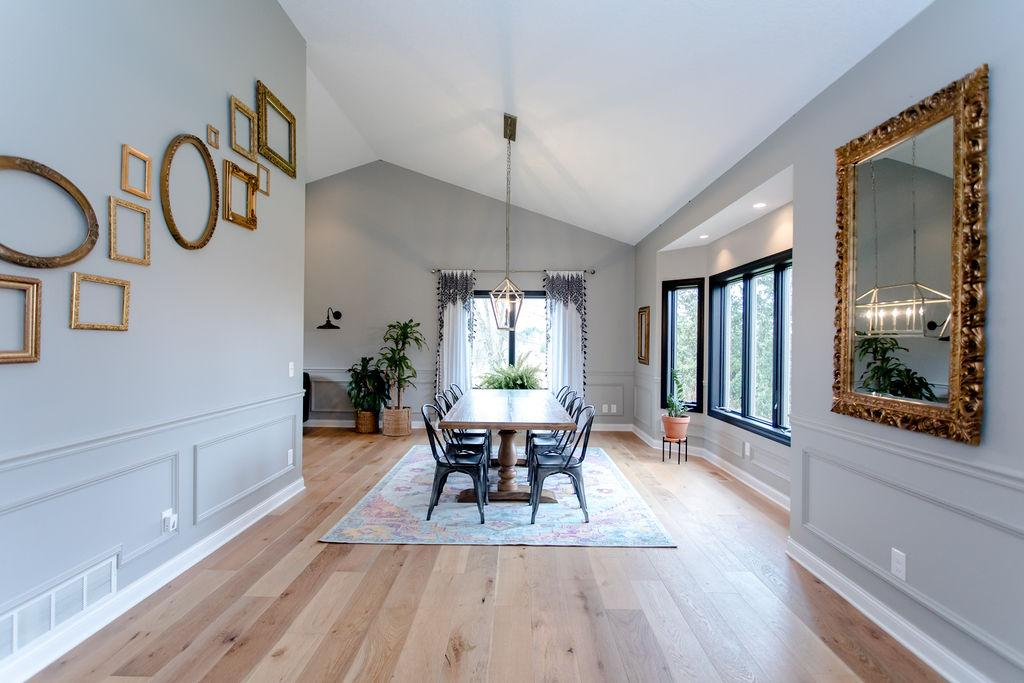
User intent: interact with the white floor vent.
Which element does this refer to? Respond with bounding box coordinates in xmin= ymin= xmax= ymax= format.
xmin=0 ymin=555 xmax=117 ymax=662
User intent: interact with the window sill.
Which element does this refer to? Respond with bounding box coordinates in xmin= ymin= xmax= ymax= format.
xmin=707 ymin=408 xmax=791 ymax=446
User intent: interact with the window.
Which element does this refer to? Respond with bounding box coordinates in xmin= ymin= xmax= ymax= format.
xmin=708 ymin=250 xmax=792 ymax=444
xmin=470 ymin=291 xmax=547 ymax=388
xmin=660 ymin=278 xmax=704 ymax=411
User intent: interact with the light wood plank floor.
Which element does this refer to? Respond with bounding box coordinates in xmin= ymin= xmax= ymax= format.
xmin=35 ymin=428 xmax=940 ymax=682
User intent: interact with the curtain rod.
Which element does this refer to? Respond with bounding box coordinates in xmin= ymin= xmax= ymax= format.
xmin=430 ymin=268 xmax=596 ymax=274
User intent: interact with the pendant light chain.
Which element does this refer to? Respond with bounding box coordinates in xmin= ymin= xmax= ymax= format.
xmin=870 ymin=160 xmax=879 ymax=289
xmin=505 ymin=138 xmax=512 ymax=279
xmin=911 ymin=138 xmax=918 ymax=285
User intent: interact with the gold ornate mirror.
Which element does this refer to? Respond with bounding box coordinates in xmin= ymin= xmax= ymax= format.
xmin=832 ymin=65 xmax=987 ymax=444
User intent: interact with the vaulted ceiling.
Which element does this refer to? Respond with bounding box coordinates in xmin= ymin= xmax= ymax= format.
xmin=281 ymin=0 xmax=932 ymax=245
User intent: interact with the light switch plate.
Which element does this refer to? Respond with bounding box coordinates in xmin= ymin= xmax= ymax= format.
xmin=891 ymin=547 xmax=907 ymax=581
xmin=287 ymin=448 xmax=294 ymax=466
xmin=288 ymin=361 xmax=295 ymax=378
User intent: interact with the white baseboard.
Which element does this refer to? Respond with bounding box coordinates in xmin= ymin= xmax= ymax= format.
xmin=592 ymin=422 xmax=634 ymax=431
xmin=1 ymin=478 xmax=306 ymax=683
xmin=690 ymin=446 xmax=790 ymax=511
xmin=630 ymin=424 xmax=662 ymax=449
xmin=305 ymin=419 xmax=426 ymax=429
xmin=786 ymin=538 xmax=990 ymax=683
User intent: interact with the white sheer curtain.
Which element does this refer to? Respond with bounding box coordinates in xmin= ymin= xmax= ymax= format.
xmin=544 ymin=271 xmax=587 ymax=395
xmin=435 ymin=270 xmax=475 ymax=394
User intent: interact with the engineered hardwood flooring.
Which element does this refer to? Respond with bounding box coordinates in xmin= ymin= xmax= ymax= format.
xmin=34 ymin=428 xmax=941 ymax=682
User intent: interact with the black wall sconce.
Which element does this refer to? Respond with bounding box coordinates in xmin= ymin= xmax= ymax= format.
xmin=317 ymin=307 xmax=342 ymax=330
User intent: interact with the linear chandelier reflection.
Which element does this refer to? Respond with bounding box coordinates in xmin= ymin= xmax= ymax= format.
xmin=856 ymin=143 xmax=951 ymax=338
xmin=489 ymin=113 xmax=525 ymax=331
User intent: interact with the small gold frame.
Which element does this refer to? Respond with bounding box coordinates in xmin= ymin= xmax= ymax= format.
xmin=70 ymin=272 xmax=130 ymax=331
xmin=833 ymin=65 xmax=988 ymax=445
xmin=206 ymin=124 xmax=220 ymax=149
xmin=223 ymin=159 xmax=258 ymax=230
xmin=637 ymin=306 xmax=651 ymax=365
xmin=256 ymin=80 xmax=297 ymax=178
xmin=230 ymin=95 xmax=258 ymax=162
xmin=256 ymin=162 xmax=270 ymax=196
xmin=109 ymin=196 xmax=151 ymax=266
xmin=0 ymin=274 xmax=41 ymax=363
xmin=120 ymin=145 xmax=152 ymax=200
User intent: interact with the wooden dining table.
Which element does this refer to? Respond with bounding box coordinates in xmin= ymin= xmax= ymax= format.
xmin=439 ymin=389 xmax=576 ymax=503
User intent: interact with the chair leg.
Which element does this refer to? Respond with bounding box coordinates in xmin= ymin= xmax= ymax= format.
xmin=426 ymin=467 xmax=447 ymax=521
xmin=531 ymin=471 xmax=549 ymax=524
xmin=573 ymin=470 xmax=589 ymax=523
xmin=474 ymin=472 xmax=486 ymax=524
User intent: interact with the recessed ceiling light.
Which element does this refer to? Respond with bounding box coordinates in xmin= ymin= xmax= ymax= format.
xmin=698 ymin=234 xmax=710 ymax=239
xmin=753 ymin=202 xmax=767 ymax=209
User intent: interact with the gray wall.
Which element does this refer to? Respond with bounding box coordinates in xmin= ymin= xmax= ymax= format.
xmin=635 ymin=1 xmax=1024 ymax=679
xmin=0 ymin=0 xmax=306 ymax=658
xmin=649 ymin=205 xmax=793 ymax=499
xmin=304 ymin=161 xmax=635 ymax=424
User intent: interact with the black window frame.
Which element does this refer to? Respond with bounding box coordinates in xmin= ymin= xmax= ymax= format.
xmin=660 ymin=278 xmax=705 ymax=412
xmin=472 ymin=289 xmax=546 ymax=366
xmin=707 ymin=249 xmax=792 ymax=446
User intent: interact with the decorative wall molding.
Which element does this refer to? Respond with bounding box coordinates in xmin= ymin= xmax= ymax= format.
xmin=791 ymin=413 xmax=1024 ymax=492
xmin=0 ymin=391 xmax=304 ymax=471
xmin=701 ymin=432 xmax=791 ymax=483
xmin=802 ymin=448 xmax=1024 ymax=671
xmin=786 ymin=538 xmax=991 ymax=683
xmin=0 ymin=478 xmax=305 ymax=683
xmin=192 ymin=415 xmax=297 ymax=524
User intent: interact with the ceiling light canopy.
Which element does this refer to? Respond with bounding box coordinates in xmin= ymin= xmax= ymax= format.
xmin=698 ymin=234 xmax=710 ymax=240
xmin=752 ymin=202 xmax=767 ymax=209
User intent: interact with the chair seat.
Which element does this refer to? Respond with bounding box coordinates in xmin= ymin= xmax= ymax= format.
xmin=442 ymin=446 xmax=486 ymax=466
xmin=534 ymin=452 xmax=582 ymax=468
xmin=530 ymin=435 xmax=560 ymax=449
xmin=451 ymin=434 xmax=487 ymax=448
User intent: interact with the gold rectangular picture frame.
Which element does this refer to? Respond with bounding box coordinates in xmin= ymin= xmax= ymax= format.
xmin=256 ymin=80 xmax=297 ymax=178
xmin=637 ymin=305 xmax=650 ymax=365
xmin=206 ymin=123 xmax=220 ymax=149
xmin=256 ymin=162 xmax=270 ymax=196
xmin=230 ymin=95 xmax=258 ymax=162
xmin=0 ymin=273 xmax=41 ymax=363
xmin=70 ymin=272 xmax=130 ymax=331
xmin=109 ymin=196 xmax=151 ymax=266
xmin=223 ymin=159 xmax=258 ymax=230
xmin=120 ymin=144 xmax=151 ymax=200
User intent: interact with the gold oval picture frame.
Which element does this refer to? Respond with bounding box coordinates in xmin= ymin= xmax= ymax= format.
xmin=0 ymin=156 xmax=99 ymax=269
xmin=159 ymin=134 xmax=219 ymax=250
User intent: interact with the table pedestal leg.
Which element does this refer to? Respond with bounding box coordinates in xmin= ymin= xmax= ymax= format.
xmin=456 ymin=429 xmax=556 ymax=504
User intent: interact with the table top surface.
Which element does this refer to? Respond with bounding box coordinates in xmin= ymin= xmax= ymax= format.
xmin=439 ymin=389 xmax=576 ymax=430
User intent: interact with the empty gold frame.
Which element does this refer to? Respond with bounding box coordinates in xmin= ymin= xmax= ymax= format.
xmin=70 ymin=272 xmax=130 ymax=331
xmin=121 ymin=144 xmax=152 ymax=200
xmin=206 ymin=124 xmax=220 ymax=149
xmin=160 ymin=133 xmax=219 ymax=250
xmin=256 ymin=162 xmax=270 ymax=196
xmin=637 ymin=306 xmax=650 ymax=365
xmin=230 ymin=95 xmax=257 ymax=162
xmin=109 ymin=196 xmax=151 ymax=266
xmin=0 ymin=274 xmax=41 ymax=363
xmin=223 ymin=159 xmax=258 ymax=230
xmin=256 ymin=80 xmax=297 ymax=178
xmin=833 ymin=65 xmax=988 ymax=445
xmin=0 ymin=156 xmax=99 ymax=269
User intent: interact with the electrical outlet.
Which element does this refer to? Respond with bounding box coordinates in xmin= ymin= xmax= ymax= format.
xmin=743 ymin=441 xmax=751 ymax=458
xmin=162 ymin=508 xmax=178 ymax=533
xmin=610 ymin=404 xmax=617 ymax=413
xmin=891 ymin=547 xmax=907 ymax=581
xmin=601 ymin=404 xmax=609 ymax=413
xmin=288 ymin=361 xmax=295 ymax=378
xmin=287 ymin=448 xmax=294 ymax=466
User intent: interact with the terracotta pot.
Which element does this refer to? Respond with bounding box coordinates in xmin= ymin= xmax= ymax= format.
xmin=661 ymin=414 xmax=691 ymax=441
xmin=381 ymin=407 xmax=412 ymax=437
xmin=354 ymin=410 xmax=378 ymax=434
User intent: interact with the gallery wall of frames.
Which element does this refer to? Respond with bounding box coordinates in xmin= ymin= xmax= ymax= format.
xmin=0 ymin=80 xmax=296 ymax=363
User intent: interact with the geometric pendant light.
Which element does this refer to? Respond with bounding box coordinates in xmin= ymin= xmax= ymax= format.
xmin=489 ymin=113 xmax=525 ymax=331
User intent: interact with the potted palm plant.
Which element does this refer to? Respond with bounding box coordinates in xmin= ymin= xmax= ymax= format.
xmin=377 ymin=319 xmax=426 ymax=436
xmin=662 ymin=368 xmax=692 ymax=440
xmin=346 ymin=356 xmax=389 ymax=433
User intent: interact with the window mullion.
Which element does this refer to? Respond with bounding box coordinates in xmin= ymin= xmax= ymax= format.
xmin=741 ymin=274 xmax=752 ymax=419
xmin=772 ymin=265 xmax=784 ymax=429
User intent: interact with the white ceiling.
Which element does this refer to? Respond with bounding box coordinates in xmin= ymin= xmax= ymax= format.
xmin=282 ymin=0 xmax=933 ymax=245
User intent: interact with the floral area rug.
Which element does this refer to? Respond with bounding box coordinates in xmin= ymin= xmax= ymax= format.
xmin=320 ymin=445 xmax=675 ymax=547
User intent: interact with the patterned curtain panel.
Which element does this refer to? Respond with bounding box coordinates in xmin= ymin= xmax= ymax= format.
xmin=435 ymin=269 xmax=476 ymax=395
xmin=544 ymin=270 xmax=587 ymax=395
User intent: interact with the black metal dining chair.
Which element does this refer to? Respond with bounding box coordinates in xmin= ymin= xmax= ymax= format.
xmin=526 ymin=394 xmax=584 ymax=461
xmin=438 ymin=389 xmax=491 ymax=453
xmin=450 ymin=384 xmax=464 ymax=398
xmin=529 ymin=405 xmax=596 ymax=524
xmin=554 ymin=385 xmax=571 ymax=401
xmin=422 ymin=404 xmax=489 ymax=523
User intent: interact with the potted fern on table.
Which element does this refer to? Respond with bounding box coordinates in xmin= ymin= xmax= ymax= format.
xmin=662 ymin=368 xmax=692 ymax=440
xmin=346 ymin=356 xmax=389 ymax=433
xmin=478 ymin=353 xmax=543 ymax=389
xmin=377 ymin=319 xmax=426 ymax=436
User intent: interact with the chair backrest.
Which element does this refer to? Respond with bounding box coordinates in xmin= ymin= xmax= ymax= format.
xmin=435 ymin=392 xmax=453 ymax=414
xmin=552 ymin=395 xmax=586 ymax=449
xmin=564 ymin=405 xmax=597 ymax=466
xmin=560 ymin=389 xmax=577 ymax=408
xmin=554 ymin=385 xmax=571 ymax=401
xmin=450 ymin=384 xmax=464 ymax=398
xmin=443 ymin=387 xmax=459 ymax=407
xmin=422 ymin=404 xmax=481 ymax=466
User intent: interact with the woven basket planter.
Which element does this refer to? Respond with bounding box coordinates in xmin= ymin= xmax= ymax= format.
xmin=381 ymin=407 xmax=411 ymax=437
xmin=354 ymin=410 xmax=378 ymax=434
